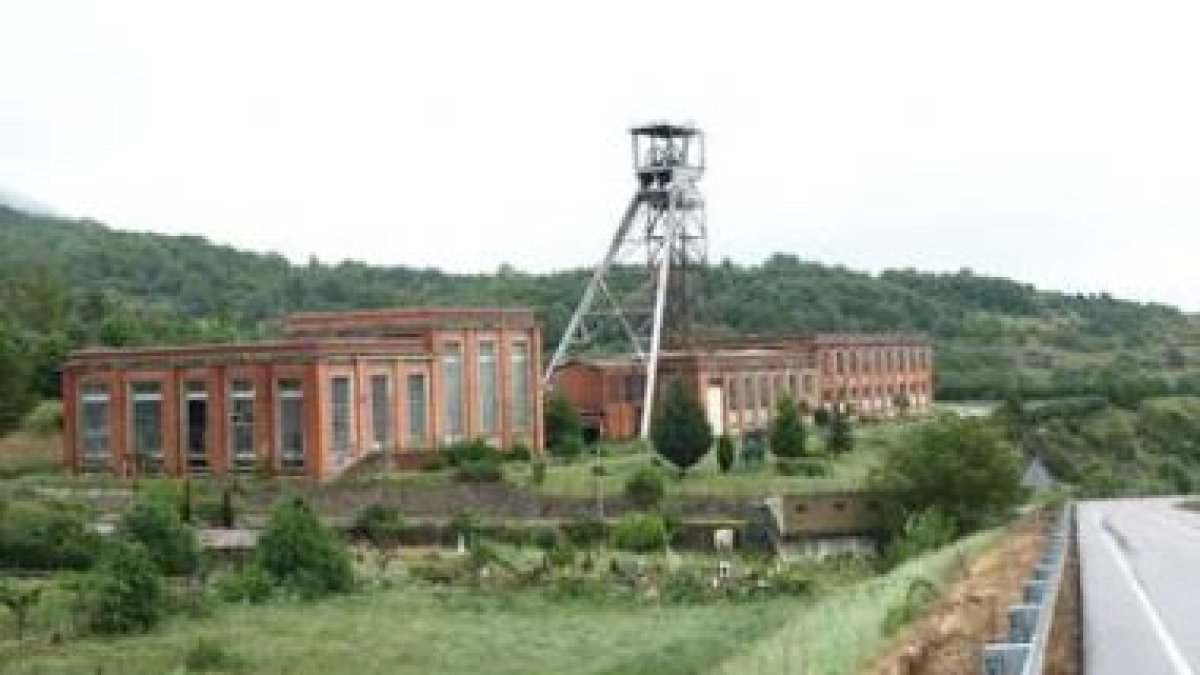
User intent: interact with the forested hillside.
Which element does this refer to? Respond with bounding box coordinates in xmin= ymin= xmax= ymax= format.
xmin=3 ymin=204 xmax=1200 ymax=430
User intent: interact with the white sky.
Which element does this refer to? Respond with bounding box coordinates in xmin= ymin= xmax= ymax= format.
xmin=3 ymin=1 xmax=1200 ymax=309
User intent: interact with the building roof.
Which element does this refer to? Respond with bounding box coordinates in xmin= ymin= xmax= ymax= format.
xmin=284 ymin=307 xmax=537 ymax=335
xmin=64 ymin=337 xmax=429 ymax=369
xmin=630 ymin=122 xmax=701 ymax=138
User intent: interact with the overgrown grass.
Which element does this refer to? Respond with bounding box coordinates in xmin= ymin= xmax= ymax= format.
xmin=2 ymin=583 xmax=796 ymax=675
xmin=715 ymin=529 xmax=997 ymax=675
xmin=511 ymin=423 xmax=911 ymax=498
xmin=0 ymin=432 xmax=62 ymax=480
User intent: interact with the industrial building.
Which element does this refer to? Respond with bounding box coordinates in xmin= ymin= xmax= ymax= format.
xmin=62 ymin=308 xmax=543 ymax=480
xmin=550 ymin=333 xmax=933 ymax=442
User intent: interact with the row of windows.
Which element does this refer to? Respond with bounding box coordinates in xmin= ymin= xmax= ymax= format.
xmin=440 ymin=341 xmax=532 ymax=443
xmin=80 ymin=379 xmax=315 ymax=473
xmin=822 ymin=381 xmax=930 ymax=401
xmin=827 ymin=346 xmax=930 ymax=375
xmin=78 ymin=373 xmax=433 ymax=472
xmin=725 ymin=371 xmax=815 ymax=412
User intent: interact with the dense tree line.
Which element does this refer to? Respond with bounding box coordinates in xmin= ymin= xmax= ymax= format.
xmin=2 ymin=205 xmax=1198 ymax=432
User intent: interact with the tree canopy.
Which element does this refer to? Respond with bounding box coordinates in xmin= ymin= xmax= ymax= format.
xmin=651 ymin=378 xmax=713 ymax=474
xmin=871 ymin=416 xmax=1023 ymax=533
xmin=3 ymin=204 xmax=1200 ymax=433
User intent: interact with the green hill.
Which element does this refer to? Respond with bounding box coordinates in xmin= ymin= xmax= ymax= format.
xmin=2 ymin=204 xmax=1199 ymax=429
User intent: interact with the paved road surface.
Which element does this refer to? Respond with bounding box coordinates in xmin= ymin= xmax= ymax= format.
xmin=1078 ymin=498 xmax=1200 ymax=674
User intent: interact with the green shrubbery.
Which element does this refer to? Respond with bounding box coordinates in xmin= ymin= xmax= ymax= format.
xmin=623 ymin=466 xmax=665 ymax=509
xmin=352 ymin=503 xmax=405 ymax=547
xmin=119 ymin=498 xmax=200 ymax=575
xmin=768 ymin=396 xmax=806 ymax=458
xmin=545 ymin=393 xmax=585 ymax=459
xmin=0 ymin=501 xmax=101 ymax=571
xmin=611 ymin=513 xmax=668 ymax=553
xmin=216 ymin=564 xmax=274 ymax=604
xmin=651 ymin=379 xmax=713 ymax=475
xmin=21 ymin=400 xmax=62 ymax=437
xmin=447 ymin=439 xmax=505 ymax=483
xmin=255 ymin=498 xmax=354 ymax=598
xmin=562 ymin=515 xmax=608 ymax=548
xmin=883 ymin=507 xmax=958 ymax=567
xmin=716 ymin=434 xmax=736 ymax=473
xmin=81 ymin=539 xmax=166 ymax=635
xmin=872 ymin=416 xmax=1022 ymax=534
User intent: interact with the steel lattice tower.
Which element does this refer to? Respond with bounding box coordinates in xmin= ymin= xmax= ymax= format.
xmin=544 ymin=122 xmax=708 ymax=439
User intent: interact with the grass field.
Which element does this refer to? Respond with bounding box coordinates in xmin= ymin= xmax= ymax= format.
xmin=385 ymin=421 xmax=912 ymax=499
xmin=0 ymin=527 xmax=1004 ymax=675
xmin=715 ymin=529 xmax=997 ymax=674
xmin=2 ymin=580 xmax=797 ymax=675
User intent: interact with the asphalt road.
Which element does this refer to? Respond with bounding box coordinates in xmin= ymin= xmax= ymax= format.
xmin=1078 ymin=498 xmax=1200 ymax=675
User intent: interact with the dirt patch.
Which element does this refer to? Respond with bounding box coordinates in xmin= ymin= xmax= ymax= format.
xmin=864 ymin=512 xmax=1051 ymax=675
xmin=1044 ymin=520 xmax=1081 ymax=675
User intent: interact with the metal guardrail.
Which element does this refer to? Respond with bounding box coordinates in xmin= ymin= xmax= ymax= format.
xmin=982 ymin=504 xmax=1072 ymax=675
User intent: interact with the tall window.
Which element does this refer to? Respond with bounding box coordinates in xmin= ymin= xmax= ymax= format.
xmin=478 ymin=342 xmax=498 ymax=434
xmin=510 ymin=343 xmax=531 ymax=432
xmin=80 ymin=383 xmax=110 ymax=470
xmin=759 ymin=374 xmax=770 ymax=409
xmin=727 ymin=377 xmax=739 ymax=410
xmin=407 ymin=373 xmax=428 ymax=444
xmin=130 ymin=381 xmax=163 ymax=473
xmin=230 ymin=380 xmax=256 ymax=471
xmin=836 ymin=351 xmax=845 ymax=374
xmin=331 ymin=376 xmax=354 ymax=464
xmin=278 ymin=379 xmax=306 ymax=471
xmin=442 ymin=343 xmax=464 ymax=441
xmin=371 ymin=374 xmax=393 ymax=451
xmin=744 ymin=375 xmax=756 ymax=411
xmin=183 ymin=381 xmax=208 ymax=473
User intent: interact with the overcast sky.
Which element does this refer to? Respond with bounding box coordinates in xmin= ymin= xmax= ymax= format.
xmin=3 ymin=1 xmax=1200 ymax=309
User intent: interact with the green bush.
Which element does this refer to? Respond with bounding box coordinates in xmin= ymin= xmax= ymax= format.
xmin=352 ymin=503 xmax=405 ymax=546
xmin=456 ymin=458 xmax=504 ymax=483
xmin=716 ymin=435 xmax=736 ymax=473
xmin=550 ymin=433 xmax=585 ymax=461
xmin=884 ymin=508 xmax=958 ymax=566
xmin=530 ymin=459 xmax=547 ymax=485
xmin=769 ymin=395 xmax=807 ymax=458
xmin=871 ymin=416 xmax=1022 ymax=533
xmin=546 ymin=542 xmax=577 ymax=569
xmin=661 ymin=568 xmax=707 ymax=603
xmin=183 ymin=637 xmax=243 ymax=672
xmin=421 ymin=453 xmax=451 ymax=472
xmin=563 ymin=515 xmax=608 ymax=548
xmin=120 ymin=498 xmax=200 ymax=575
xmin=0 ymin=501 xmax=101 ymax=571
xmin=532 ymin=526 xmax=560 ymax=551
xmin=217 ymin=564 xmax=274 ymax=604
xmin=256 ymin=498 xmax=354 ymax=598
xmin=624 ymin=466 xmax=665 ymax=509
xmin=767 ymin=568 xmax=816 ymax=598
xmin=651 ymin=378 xmax=713 ymax=474
xmin=83 ymin=540 xmax=166 ymax=635
xmin=506 ymin=443 xmax=532 ymax=462
xmin=545 ymin=393 xmax=585 ymax=455
xmin=21 ymin=400 xmax=62 ymax=437
xmin=447 ymin=439 xmax=498 ymax=466
xmin=611 ymin=513 xmax=668 ymax=553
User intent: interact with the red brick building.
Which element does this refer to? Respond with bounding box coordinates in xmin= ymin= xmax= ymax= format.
xmin=62 ymin=308 xmax=543 ymax=481
xmin=551 ymin=333 xmax=933 ymax=443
